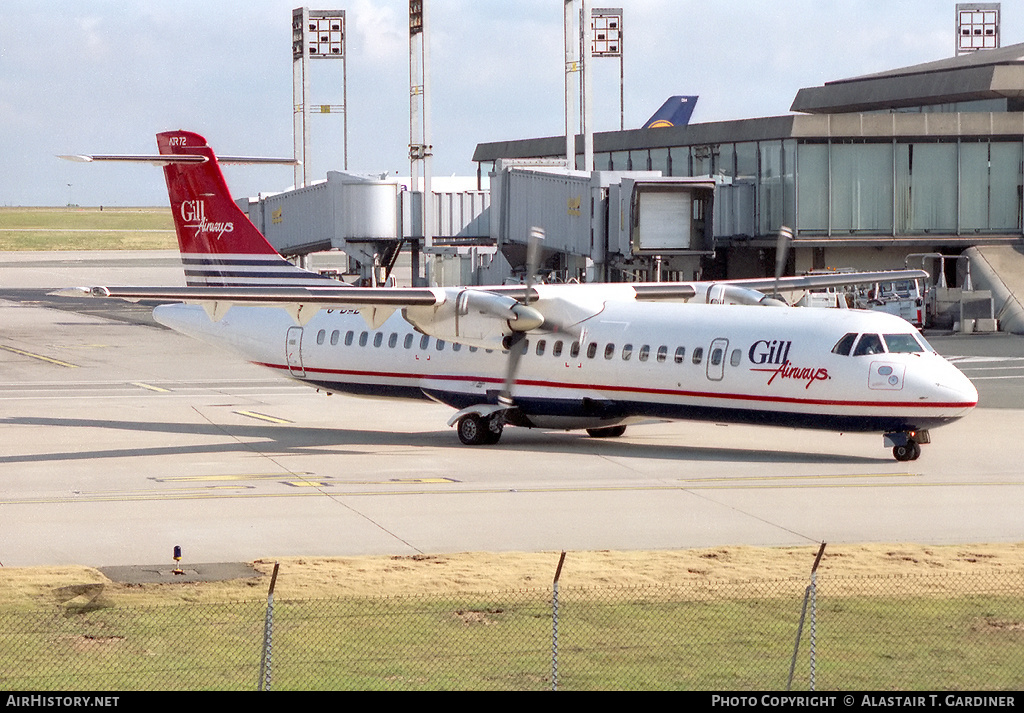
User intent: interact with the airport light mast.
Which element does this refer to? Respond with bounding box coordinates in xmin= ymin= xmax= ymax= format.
xmin=292 ymin=8 xmax=348 ymax=187
xmin=410 ymin=0 xmax=433 ymax=283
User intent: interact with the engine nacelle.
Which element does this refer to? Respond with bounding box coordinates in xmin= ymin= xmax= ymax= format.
xmin=403 ymin=288 xmax=544 ymax=351
xmin=693 ymin=283 xmax=787 ymax=307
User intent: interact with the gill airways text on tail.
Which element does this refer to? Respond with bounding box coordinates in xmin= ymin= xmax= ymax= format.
xmin=157 ymin=130 xmax=332 ymax=288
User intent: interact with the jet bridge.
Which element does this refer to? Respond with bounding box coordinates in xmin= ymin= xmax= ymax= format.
xmin=489 ymin=163 xmax=716 ymax=283
xmin=237 ymin=165 xmax=718 ymax=286
xmin=238 ymin=171 xmax=490 ymax=286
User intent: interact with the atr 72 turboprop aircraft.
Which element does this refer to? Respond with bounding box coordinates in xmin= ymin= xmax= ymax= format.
xmin=60 ymin=130 xmax=978 ymax=461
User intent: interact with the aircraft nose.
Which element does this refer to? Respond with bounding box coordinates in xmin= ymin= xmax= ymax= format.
xmin=935 ymin=362 xmax=978 ymax=410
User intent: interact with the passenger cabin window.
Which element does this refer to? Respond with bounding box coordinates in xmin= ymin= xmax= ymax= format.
xmin=420 ymin=335 xmax=430 ymax=350
xmin=674 ymin=347 xmax=686 ymax=364
xmin=570 ymin=341 xmax=581 ymax=358
xmin=853 ymin=333 xmax=885 ymax=356
xmin=330 ymin=330 xmax=340 ymax=346
xmin=358 ymin=331 xmax=368 ymax=347
xmin=436 ymin=339 xmax=446 ymax=351
xmin=453 ymin=342 xmax=462 ymax=352
xmin=832 ymin=333 xmax=857 ymax=356
xmin=587 ymin=343 xmax=598 ymax=359
xmin=710 ymin=347 xmax=724 ymax=367
xmin=604 ymin=343 xmax=616 ymax=360
xmin=345 ymin=331 xmax=354 ymax=346
xmin=884 ymin=334 xmax=925 ymax=353
xmin=638 ymin=345 xmax=650 ymax=362
xmin=373 ymin=332 xmax=383 ymax=348
xmin=657 ymin=346 xmax=668 ymax=363
xmin=692 ymin=347 xmax=704 ymax=365
xmin=730 ymin=349 xmax=742 ymax=367
xmin=404 ymin=334 xmax=414 ymax=349
xmin=388 ymin=333 xmax=398 ymax=348
xmin=536 ymin=340 xmax=546 ymax=356
xmin=316 ymin=329 xmax=326 ymax=345
xmin=552 ymin=341 xmax=563 ymax=357
xmin=622 ymin=344 xmax=633 ymax=361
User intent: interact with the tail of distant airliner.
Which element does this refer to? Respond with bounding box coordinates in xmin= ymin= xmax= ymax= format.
xmin=642 ymin=96 xmax=698 ymax=129
xmin=156 ymin=130 xmax=332 ymax=287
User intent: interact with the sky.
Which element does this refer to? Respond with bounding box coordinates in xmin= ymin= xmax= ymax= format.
xmin=1 ymin=1 xmax=1017 ymax=206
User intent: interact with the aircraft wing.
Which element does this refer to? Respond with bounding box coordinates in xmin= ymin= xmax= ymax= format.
xmin=53 ymin=284 xmax=549 ymax=343
xmin=54 ymin=284 xmax=443 ymax=306
xmin=714 ymin=269 xmax=929 ymax=294
xmin=53 ymin=268 xmax=926 ymax=347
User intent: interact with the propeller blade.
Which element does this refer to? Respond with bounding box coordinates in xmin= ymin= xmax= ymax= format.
xmin=524 ymin=226 xmax=544 ymax=298
xmin=499 ymin=333 xmax=527 ymax=407
xmin=773 ymin=226 xmax=793 ymax=300
xmin=499 ymin=227 xmax=546 ymax=407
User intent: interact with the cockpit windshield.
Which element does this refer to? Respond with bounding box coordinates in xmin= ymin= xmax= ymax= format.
xmin=884 ymin=333 xmax=926 ymax=353
xmin=853 ymin=333 xmax=884 ymax=356
xmin=832 ymin=332 xmax=932 ymax=356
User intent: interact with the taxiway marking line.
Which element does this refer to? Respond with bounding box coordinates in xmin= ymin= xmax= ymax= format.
xmin=152 ymin=474 xmax=455 ymax=485
xmin=233 ymin=410 xmax=293 ymax=424
xmin=131 ymin=382 xmax=171 ymax=393
xmin=678 ymin=472 xmax=918 ymax=484
xmin=152 ymin=472 xmax=315 ymax=482
xmin=3 ymin=480 xmax=1023 ymax=505
xmin=0 ymin=345 xmax=78 ymax=368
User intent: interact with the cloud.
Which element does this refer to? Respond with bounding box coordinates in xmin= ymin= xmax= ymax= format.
xmin=350 ymin=0 xmax=406 ymax=64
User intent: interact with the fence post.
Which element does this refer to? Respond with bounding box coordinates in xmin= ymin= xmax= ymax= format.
xmin=787 ymin=542 xmax=826 ymax=691
xmin=551 ymin=551 xmax=566 ymax=691
xmin=259 ymin=562 xmax=280 ymax=691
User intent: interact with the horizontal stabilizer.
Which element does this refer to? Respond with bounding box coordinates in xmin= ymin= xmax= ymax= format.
xmin=59 ymin=154 xmax=297 ymax=166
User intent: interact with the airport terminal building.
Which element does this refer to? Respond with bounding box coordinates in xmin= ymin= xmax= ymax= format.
xmin=473 ymin=44 xmax=1024 ymax=282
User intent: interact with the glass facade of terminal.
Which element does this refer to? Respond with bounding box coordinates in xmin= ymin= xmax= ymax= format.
xmin=592 ymin=137 xmax=1023 ymax=240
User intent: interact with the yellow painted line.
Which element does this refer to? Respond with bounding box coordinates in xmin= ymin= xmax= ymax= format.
xmin=4 ymin=480 xmax=1024 ymax=505
xmin=283 ymin=481 xmax=331 ymax=488
xmin=152 ymin=472 xmax=315 ymax=483
xmin=131 ymin=382 xmax=171 ymax=393
xmin=0 ymin=345 xmax=78 ymax=368
xmin=678 ymin=472 xmax=918 ymax=484
xmin=390 ymin=478 xmax=458 ymax=484
xmin=233 ymin=410 xmax=293 ymax=424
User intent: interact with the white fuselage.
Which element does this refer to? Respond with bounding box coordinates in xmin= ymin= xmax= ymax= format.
xmin=154 ymin=296 xmax=977 ymax=436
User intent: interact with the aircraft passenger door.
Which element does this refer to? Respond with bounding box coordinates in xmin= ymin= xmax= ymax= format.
xmin=285 ymin=326 xmax=306 ymax=377
xmin=706 ymin=338 xmax=729 ymax=381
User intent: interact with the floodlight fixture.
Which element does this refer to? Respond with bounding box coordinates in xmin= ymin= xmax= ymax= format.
xmin=956 ymin=3 xmax=1000 ymax=55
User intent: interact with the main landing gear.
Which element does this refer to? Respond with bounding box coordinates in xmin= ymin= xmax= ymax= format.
xmin=456 ymin=412 xmax=504 ymax=445
xmin=452 ymin=408 xmax=629 ymax=446
xmin=885 ymin=430 xmax=930 ymax=462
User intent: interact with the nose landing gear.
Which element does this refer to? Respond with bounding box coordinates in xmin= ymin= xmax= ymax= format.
xmin=885 ymin=430 xmax=930 ymax=462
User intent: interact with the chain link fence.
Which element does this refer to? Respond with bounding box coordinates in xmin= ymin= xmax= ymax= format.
xmin=2 ymin=569 xmax=1023 ymax=690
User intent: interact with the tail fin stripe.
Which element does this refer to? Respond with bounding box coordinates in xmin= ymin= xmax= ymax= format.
xmin=184 ymin=269 xmax=328 ymax=280
xmin=181 ymin=256 xmax=297 ymax=267
xmin=180 ymin=251 xmax=335 ymax=287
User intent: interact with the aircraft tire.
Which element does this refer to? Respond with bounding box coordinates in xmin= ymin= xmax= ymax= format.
xmin=457 ymin=414 xmax=488 ymax=446
xmin=892 ymin=441 xmax=921 ymax=462
xmin=586 ymin=425 xmax=627 ymax=439
xmin=483 ymin=414 xmax=504 ymax=444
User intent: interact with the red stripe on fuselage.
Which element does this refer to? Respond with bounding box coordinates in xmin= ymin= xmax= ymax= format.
xmin=253 ymin=361 xmax=976 ymax=411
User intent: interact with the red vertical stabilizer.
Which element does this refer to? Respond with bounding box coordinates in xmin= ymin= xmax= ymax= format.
xmin=155 ymin=130 xmax=329 ymax=287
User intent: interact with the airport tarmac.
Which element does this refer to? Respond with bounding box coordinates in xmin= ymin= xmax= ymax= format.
xmin=1 ymin=251 xmax=1023 ymax=568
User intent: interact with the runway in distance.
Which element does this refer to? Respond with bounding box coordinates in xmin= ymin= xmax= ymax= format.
xmin=59 ymin=130 xmax=978 ymax=461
